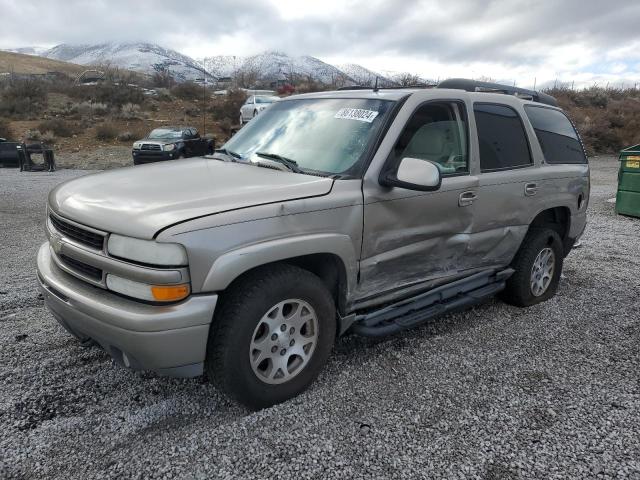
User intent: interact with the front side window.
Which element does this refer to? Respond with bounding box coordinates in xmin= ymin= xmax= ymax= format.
xmin=390 ymin=102 xmax=469 ymax=175
xmin=224 ymin=98 xmax=393 ymax=175
xmin=474 ymin=104 xmax=532 ymax=171
xmin=524 ymin=105 xmax=587 ymax=164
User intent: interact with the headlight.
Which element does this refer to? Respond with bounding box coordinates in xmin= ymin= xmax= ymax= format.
xmin=106 ymin=274 xmax=190 ymax=302
xmin=132 ymin=142 xmax=142 ymax=150
xmin=107 ymin=234 xmax=188 ymax=266
xmin=163 ymin=144 xmax=176 ymax=151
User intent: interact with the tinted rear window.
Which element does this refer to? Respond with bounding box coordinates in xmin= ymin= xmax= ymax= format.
xmin=524 ymin=106 xmax=587 ymax=164
xmin=474 ymin=104 xmax=532 ymax=171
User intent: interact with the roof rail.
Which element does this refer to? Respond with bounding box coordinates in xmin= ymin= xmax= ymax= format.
xmin=437 ymin=78 xmax=558 ymax=106
xmin=336 ymin=84 xmax=436 ymax=91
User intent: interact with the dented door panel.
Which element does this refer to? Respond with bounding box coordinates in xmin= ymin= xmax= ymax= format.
xmin=358 ymin=175 xmax=480 ymax=298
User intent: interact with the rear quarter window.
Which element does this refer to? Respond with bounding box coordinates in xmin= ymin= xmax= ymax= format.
xmin=524 ymin=106 xmax=587 ymax=164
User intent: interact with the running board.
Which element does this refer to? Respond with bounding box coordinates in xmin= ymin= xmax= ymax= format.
xmin=351 ymin=268 xmax=514 ymax=337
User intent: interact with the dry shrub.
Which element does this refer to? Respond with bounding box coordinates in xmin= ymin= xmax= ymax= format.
xmin=117 ymin=131 xmax=141 ymax=142
xmin=171 ymin=82 xmax=203 ymax=101
xmin=95 ymin=124 xmax=118 ymax=141
xmin=548 ymin=87 xmax=640 ymax=154
xmin=0 ymin=118 xmax=13 ymax=139
xmin=210 ymin=89 xmax=247 ymax=124
xmin=118 ymin=103 xmax=141 ymax=120
xmin=41 ymin=130 xmax=57 ymax=145
xmin=38 ymin=118 xmax=76 ymax=137
xmin=25 ymin=129 xmax=42 ymax=141
xmin=69 ymin=82 xmax=145 ymax=108
xmin=0 ymin=78 xmax=48 ymax=117
xmin=72 ymin=101 xmax=109 ymax=117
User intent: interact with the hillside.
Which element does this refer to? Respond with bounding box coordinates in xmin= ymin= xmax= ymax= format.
xmin=337 ymin=63 xmax=396 ymax=86
xmin=202 ymin=51 xmax=355 ymax=86
xmin=0 ymin=50 xmax=85 ymax=76
xmin=43 ymin=42 xmax=210 ymax=82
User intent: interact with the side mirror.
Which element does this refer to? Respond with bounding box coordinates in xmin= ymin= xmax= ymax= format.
xmin=381 ymin=157 xmax=442 ymax=191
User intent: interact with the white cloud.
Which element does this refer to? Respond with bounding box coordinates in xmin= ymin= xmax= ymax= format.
xmin=0 ymin=0 xmax=638 ymax=88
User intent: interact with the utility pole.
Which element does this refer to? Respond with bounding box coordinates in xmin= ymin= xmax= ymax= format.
xmin=202 ymin=59 xmax=207 ymax=136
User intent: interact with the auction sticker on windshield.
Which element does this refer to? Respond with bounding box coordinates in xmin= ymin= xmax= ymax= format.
xmin=334 ymin=108 xmax=379 ymax=123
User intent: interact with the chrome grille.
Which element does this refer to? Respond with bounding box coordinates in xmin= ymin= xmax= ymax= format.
xmin=49 ymin=214 xmax=105 ymax=250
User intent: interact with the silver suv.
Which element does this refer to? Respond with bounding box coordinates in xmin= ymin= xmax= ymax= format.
xmin=37 ymin=79 xmax=589 ymax=409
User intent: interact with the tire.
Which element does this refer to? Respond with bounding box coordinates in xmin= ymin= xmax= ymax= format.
xmin=501 ymin=228 xmax=564 ymax=307
xmin=206 ymin=264 xmax=336 ymax=410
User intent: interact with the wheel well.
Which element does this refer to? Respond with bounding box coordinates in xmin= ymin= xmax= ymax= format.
xmin=529 ymin=207 xmax=571 ymax=253
xmin=223 ymin=254 xmax=349 ymax=315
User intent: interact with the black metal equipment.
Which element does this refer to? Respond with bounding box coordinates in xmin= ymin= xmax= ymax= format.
xmin=437 ymin=78 xmax=558 ymax=106
xmin=17 ymin=143 xmax=56 ymax=172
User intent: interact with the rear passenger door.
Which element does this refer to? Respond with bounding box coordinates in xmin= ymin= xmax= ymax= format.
xmin=470 ymin=103 xmax=541 ymax=267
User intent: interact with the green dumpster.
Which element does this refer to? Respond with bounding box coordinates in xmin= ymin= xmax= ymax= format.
xmin=616 ymin=144 xmax=640 ymax=218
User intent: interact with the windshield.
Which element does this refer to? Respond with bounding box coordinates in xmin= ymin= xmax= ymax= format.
xmin=224 ymin=98 xmax=393 ymax=175
xmin=148 ymin=128 xmax=183 ymax=139
xmin=255 ymin=96 xmax=279 ymax=104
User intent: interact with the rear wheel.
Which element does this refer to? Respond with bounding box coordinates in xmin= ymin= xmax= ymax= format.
xmin=501 ymin=228 xmax=564 ymax=307
xmin=206 ymin=264 xmax=336 ymax=410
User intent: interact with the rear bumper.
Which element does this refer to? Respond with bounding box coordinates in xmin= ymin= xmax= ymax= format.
xmin=36 ymin=243 xmax=217 ymax=377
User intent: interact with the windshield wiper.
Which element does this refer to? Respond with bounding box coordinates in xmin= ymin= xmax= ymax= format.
xmin=214 ymin=148 xmax=242 ymax=160
xmin=255 ymin=151 xmax=302 ymax=173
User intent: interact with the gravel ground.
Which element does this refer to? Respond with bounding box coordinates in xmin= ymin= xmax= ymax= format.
xmin=0 ymin=157 xmax=639 ymax=479
xmin=53 ymin=146 xmax=133 ymax=170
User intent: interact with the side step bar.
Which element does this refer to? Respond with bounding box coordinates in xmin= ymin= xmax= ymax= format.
xmin=351 ymin=268 xmax=514 ymax=337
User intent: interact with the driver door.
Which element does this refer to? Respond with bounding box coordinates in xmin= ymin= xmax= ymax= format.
xmin=357 ymin=98 xmax=479 ymax=302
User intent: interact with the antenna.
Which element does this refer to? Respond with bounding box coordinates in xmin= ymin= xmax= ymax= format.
xmin=373 ymin=76 xmax=379 ymax=92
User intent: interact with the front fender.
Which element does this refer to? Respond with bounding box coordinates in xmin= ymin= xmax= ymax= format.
xmin=201 ymin=233 xmax=358 ymax=296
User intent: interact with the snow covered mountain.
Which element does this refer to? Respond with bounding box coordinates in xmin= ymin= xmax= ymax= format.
xmin=202 ymin=51 xmax=355 ymax=86
xmin=336 ymin=64 xmax=397 ymax=86
xmin=2 ymin=46 xmax=48 ymax=56
xmin=15 ymin=41 xmax=428 ymax=87
xmin=42 ymin=42 xmax=210 ymax=81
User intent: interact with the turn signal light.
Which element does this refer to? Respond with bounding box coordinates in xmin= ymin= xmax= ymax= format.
xmin=150 ymin=284 xmax=190 ymax=302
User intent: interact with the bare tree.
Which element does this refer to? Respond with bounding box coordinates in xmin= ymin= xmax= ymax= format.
xmin=235 ymin=67 xmax=260 ymax=89
xmin=395 ymin=73 xmax=422 ymax=86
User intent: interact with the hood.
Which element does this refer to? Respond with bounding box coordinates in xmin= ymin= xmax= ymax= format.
xmin=139 ymin=138 xmax=174 ymax=143
xmin=49 ymin=158 xmax=334 ymax=239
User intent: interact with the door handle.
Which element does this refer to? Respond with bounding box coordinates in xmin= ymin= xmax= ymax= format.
xmin=458 ymin=191 xmax=477 ymax=207
xmin=525 ymin=183 xmax=538 ymax=196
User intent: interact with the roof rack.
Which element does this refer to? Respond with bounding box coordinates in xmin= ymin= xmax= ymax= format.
xmin=437 ymin=78 xmax=558 ymax=106
xmin=336 ymin=84 xmax=436 ymax=91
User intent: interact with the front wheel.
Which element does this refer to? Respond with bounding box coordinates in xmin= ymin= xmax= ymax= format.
xmin=501 ymin=228 xmax=564 ymax=307
xmin=206 ymin=264 xmax=336 ymax=410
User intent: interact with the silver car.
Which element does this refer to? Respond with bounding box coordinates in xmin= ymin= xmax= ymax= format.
xmin=37 ymin=80 xmax=589 ymax=409
xmin=239 ymin=95 xmax=279 ymax=124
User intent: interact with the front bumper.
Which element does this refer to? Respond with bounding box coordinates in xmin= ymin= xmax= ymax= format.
xmin=36 ymin=243 xmax=217 ymax=377
xmin=132 ymin=150 xmax=177 ymax=164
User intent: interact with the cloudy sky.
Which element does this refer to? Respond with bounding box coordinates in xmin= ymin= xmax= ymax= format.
xmin=1 ymin=0 xmax=639 ymax=88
